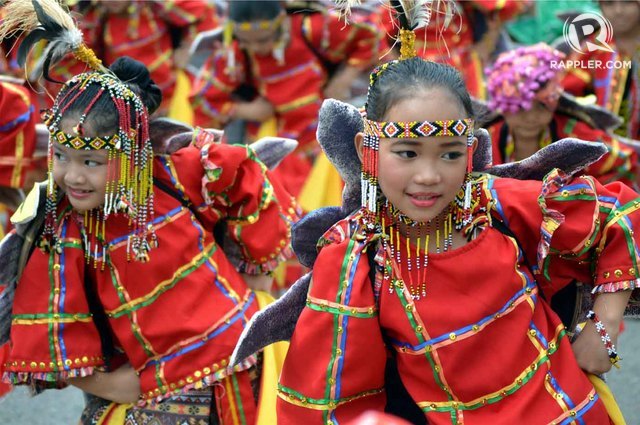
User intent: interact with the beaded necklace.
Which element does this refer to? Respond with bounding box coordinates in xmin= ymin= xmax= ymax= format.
xmin=377 ymin=179 xmax=486 ymax=301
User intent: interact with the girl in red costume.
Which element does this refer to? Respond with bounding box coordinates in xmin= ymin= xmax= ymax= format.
xmin=191 ymin=0 xmax=383 ymax=199
xmin=277 ymin=5 xmax=637 ymax=424
xmin=486 ymin=43 xmax=639 ymax=188
xmin=0 ymin=1 xmax=297 ymax=423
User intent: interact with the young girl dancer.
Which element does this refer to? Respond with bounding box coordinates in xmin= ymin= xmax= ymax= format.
xmin=275 ymin=6 xmax=638 ymax=424
xmin=0 ymin=1 xmax=297 ymax=423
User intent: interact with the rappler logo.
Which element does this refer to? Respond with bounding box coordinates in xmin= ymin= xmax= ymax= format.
xmin=563 ymin=12 xmax=614 ymax=54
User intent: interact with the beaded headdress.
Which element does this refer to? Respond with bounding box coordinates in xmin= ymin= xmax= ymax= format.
xmin=349 ymin=0 xmax=475 ymax=299
xmin=0 ymin=0 xmax=155 ymax=263
xmin=358 ymin=0 xmax=474 ymax=225
xmin=486 ymin=43 xmax=565 ymax=114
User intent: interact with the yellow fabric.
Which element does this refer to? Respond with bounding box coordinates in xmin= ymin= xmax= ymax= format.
xmin=254 ymin=290 xmax=289 ymax=425
xmin=298 ymin=151 xmax=343 ymax=212
xmin=96 ymin=402 xmax=132 ymax=425
xmin=272 ymin=261 xmax=287 ymax=288
xmin=257 ymin=117 xmax=278 ymax=139
xmin=167 ymin=70 xmax=194 ymax=125
xmin=588 ymin=374 xmax=626 ymax=425
xmin=0 ymin=203 xmax=8 ymax=239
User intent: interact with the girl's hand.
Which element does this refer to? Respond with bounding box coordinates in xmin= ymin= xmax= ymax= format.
xmin=233 ymin=98 xmax=275 ymax=122
xmin=241 ymin=273 xmax=273 ymax=292
xmin=67 ymin=363 xmax=141 ymax=404
xmin=571 ymin=319 xmax=617 ymax=375
xmin=571 ymin=290 xmax=630 ymax=375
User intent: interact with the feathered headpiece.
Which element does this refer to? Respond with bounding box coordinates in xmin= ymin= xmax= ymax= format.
xmin=0 ymin=0 xmax=107 ymax=80
xmin=0 ymin=0 xmax=155 ymax=264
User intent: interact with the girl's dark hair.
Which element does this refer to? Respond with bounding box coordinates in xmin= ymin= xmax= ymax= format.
xmin=56 ymin=56 xmax=162 ymax=135
xmin=366 ymin=58 xmax=474 ymax=121
xmin=228 ymin=0 xmax=282 ymax=22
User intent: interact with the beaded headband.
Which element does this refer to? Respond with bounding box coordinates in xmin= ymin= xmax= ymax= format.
xmin=231 ymin=13 xmax=285 ymax=32
xmin=363 ymin=118 xmax=473 ymax=139
xmin=50 ymin=131 xmax=124 ymax=150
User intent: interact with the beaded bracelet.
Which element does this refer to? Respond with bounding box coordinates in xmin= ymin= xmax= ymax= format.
xmin=586 ymin=310 xmax=621 ymax=369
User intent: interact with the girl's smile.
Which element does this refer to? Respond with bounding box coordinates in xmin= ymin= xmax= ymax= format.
xmin=407 ymin=192 xmax=441 ymax=208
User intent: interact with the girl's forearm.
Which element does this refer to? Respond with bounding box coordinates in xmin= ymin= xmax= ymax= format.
xmin=592 ymin=289 xmax=632 ymax=338
xmin=67 ymin=364 xmax=141 ymax=404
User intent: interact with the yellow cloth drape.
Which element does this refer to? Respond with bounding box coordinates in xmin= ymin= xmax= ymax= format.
xmin=298 ymin=151 xmax=343 ymax=212
xmin=167 ymin=70 xmax=194 ymax=125
xmin=588 ymin=373 xmax=626 ymax=425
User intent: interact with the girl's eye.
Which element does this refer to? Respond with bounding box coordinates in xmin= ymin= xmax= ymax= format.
xmin=394 ymin=150 xmax=417 ymax=159
xmin=85 ymin=160 xmax=102 ymax=167
xmin=442 ymin=151 xmax=464 ymax=160
xmin=53 ymin=152 xmax=66 ymax=161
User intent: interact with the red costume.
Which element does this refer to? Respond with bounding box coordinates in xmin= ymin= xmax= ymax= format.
xmin=488 ymin=113 xmax=639 ymax=188
xmin=191 ymin=10 xmax=382 ymax=198
xmin=562 ymin=48 xmax=639 ymax=139
xmin=3 ymin=131 xmax=298 ymax=421
xmin=0 ymin=79 xmax=39 ymax=399
xmin=378 ymin=1 xmax=527 ymax=99
xmin=278 ymin=171 xmax=640 ymax=424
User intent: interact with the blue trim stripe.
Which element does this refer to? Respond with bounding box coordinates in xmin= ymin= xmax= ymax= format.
xmin=334 ymin=250 xmax=362 ymax=399
xmin=390 ymin=283 xmax=536 ymax=351
xmin=107 ymin=206 xmax=183 ymax=248
xmin=0 ymin=105 xmax=33 ymax=132
xmin=558 ymin=394 xmax=599 ymax=425
xmin=204 ymin=261 xmax=239 ymax=305
xmin=488 ymin=177 xmax=509 ymax=227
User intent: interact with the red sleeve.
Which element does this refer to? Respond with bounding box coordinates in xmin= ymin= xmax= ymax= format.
xmin=302 ymin=11 xmax=384 ymax=70
xmin=155 ymin=0 xmax=216 ymax=27
xmin=194 ymin=130 xmax=299 ymax=273
xmin=488 ymin=172 xmax=640 ymax=312
xmin=561 ymin=69 xmax=593 ymax=98
xmin=277 ymin=219 xmax=387 ymax=423
xmin=156 ymin=0 xmax=219 ymax=47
